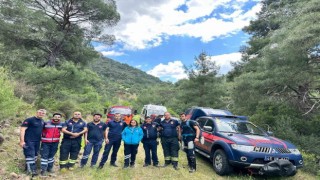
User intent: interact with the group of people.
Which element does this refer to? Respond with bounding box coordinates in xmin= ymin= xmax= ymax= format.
xmin=19 ymin=109 xmax=201 ymax=177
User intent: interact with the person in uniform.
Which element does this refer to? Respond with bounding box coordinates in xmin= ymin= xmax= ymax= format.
xmin=179 ymin=113 xmax=200 ymax=173
xmin=20 ymin=109 xmax=46 ymax=177
xmin=59 ymin=111 xmax=87 ymax=171
xmin=98 ymin=113 xmax=127 ymax=168
xmin=159 ymin=112 xmax=180 ymax=170
xmin=40 ymin=113 xmax=64 ymax=176
xmin=141 ymin=116 xmax=159 ymax=167
xmin=80 ymin=113 xmax=107 ymax=168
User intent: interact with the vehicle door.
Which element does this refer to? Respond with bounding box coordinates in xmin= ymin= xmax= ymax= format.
xmin=201 ymin=118 xmax=216 ymax=152
xmin=194 ymin=117 xmax=208 ymax=151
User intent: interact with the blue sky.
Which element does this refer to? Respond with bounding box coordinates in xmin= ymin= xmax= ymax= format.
xmin=94 ymin=0 xmax=261 ymax=82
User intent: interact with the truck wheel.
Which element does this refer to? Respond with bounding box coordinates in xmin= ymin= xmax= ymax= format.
xmin=213 ymin=149 xmax=233 ymax=176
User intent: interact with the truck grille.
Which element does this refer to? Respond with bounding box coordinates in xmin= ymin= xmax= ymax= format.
xmin=253 ymin=147 xmax=271 ymax=153
xmin=275 ymin=148 xmax=291 ymax=154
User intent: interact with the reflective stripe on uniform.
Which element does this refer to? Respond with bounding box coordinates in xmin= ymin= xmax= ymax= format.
xmin=124 ymin=154 xmax=131 ymax=159
xmin=171 ymin=157 xmax=179 ymax=161
xmin=41 ymin=158 xmax=48 ymax=165
xmin=165 ymin=156 xmax=171 ymax=160
xmin=81 ymin=155 xmax=89 ymax=159
xmin=69 ymin=159 xmax=77 ymax=164
xmin=59 ymin=160 xmax=68 ymax=165
xmin=41 ymin=138 xmax=60 ymax=141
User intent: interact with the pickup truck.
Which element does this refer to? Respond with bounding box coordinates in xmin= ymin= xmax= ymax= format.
xmin=193 ymin=114 xmax=303 ymax=176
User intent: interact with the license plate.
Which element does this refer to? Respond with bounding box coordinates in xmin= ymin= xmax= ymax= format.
xmin=264 ymin=156 xmax=289 ymax=161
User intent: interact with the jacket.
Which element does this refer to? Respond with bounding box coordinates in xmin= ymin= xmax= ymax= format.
xmin=122 ymin=126 xmax=143 ymax=145
xmin=41 ymin=120 xmax=64 ymax=143
xmin=141 ymin=122 xmax=158 ymax=141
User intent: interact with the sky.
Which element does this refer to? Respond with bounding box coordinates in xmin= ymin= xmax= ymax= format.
xmin=93 ymin=0 xmax=262 ymax=82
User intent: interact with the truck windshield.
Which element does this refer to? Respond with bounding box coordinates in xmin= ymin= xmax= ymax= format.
xmin=110 ymin=108 xmax=131 ymax=115
xmin=216 ymin=119 xmax=265 ymax=136
xmin=147 ymin=109 xmax=166 ymax=116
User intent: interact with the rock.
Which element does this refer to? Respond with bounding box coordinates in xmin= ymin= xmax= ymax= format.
xmin=10 ymin=172 xmax=19 ymax=178
xmin=0 ymin=167 xmax=5 ymax=176
xmin=5 ymin=136 xmax=10 ymax=141
xmin=3 ymin=124 xmax=10 ymax=128
xmin=14 ymin=128 xmax=20 ymax=136
xmin=0 ymin=149 xmax=5 ymax=152
xmin=0 ymin=133 xmax=4 ymax=145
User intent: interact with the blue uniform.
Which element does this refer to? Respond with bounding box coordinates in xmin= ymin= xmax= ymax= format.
xmin=21 ymin=116 xmax=45 ymax=173
xmin=160 ymin=119 xmax=180 ymax=167
xmin=59 ymin=119 xmax=87 ymax=169
xmin=141 ymin=122 xmax=159 ymax=166
xmin=99 ymin=120 xmax=127 ymax=167
xmin=81 ymin=122 xmax=107 ymax=167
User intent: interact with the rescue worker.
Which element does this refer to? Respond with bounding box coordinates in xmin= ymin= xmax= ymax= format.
xmin=20 ymin=109 xmax=46 ymax=177
xmin=98 ymin=113 xmax=127 ymax=169
xmin=80 ymin=113 xmax=107 ymax=168
xmin=179 ymin=113 xmax=200 ymax=173
xmin=159 ymin=112 xmax=180 ymax=170
xmin=40 ymin=113 xmax=64 ymax=176
xmin=121 ymin=120 xmax=143 ymax=168
xmin=141 ymin=116 xmax=159 ymax=167
xmin=59 ymin=111 xmax=87 ymax=171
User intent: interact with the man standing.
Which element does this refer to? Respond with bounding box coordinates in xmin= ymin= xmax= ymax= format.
xmin=40 ymin=113 xmax=64 ymax=176
xmin=80 ymin=113 xmax=107 ymax=168
xmin=160 ymin=112 xmax=180 ymax=170
xmin=59 ymin=111 xmax=87 ymax=171
xmin=141 ymin=116 xmax=159 ymax=167
xmin=179 ymin=113 xmax=200 ymax=173
xmin=98 ymin=113 xmax=127 ymax=169
xmin=20 ymin=109 xmax=46 ymax=177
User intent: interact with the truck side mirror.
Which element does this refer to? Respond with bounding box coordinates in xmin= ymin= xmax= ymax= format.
xmin=203 ymin=126 xmax=212 ymax=132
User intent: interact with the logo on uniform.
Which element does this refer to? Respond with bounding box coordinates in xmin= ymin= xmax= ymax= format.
xmin=99 ymin=126 xmax=102 ymax=128
xmin=143 ymin=126 xmax=146 ymax=129
xmin=23 ymin=121 xmax=28 ymax=124
xmin=171 ymin=121 xmax=173 ymax=124
xmin=80 ymin=122 xmax=83 ymax=125
xmin=152 ymin=125 xmax=155 ymax=128
xmin=69 ymin=123 xmax=72 ymax=125
xmin=120 ymin=123 xmax=123 ymax=126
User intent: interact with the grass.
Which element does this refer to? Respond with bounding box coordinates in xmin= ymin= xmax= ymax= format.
xmin=0 ymin=125 xmax=319 ymax=180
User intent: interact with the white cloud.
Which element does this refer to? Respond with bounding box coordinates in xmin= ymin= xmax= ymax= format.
xmin=147 ymin=61 xmax=188 ymax=81
xmin=135 ymin=65 xmax=142 ymax=69
xmin=102 ymin=0 xmax=262 ymax=50
xmin=100 ymin=50 xmax=125 ymax=56
xmin=209 ymin=52 xmax=242 ymax=74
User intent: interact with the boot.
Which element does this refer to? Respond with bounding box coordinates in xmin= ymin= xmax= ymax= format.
xmin=162 ymin=160 xmax=171 ymax=167
xmin=189 ymin=157 xmax=196 ymax=173
xmin=172 ymin=161 xmax=179 ymax=170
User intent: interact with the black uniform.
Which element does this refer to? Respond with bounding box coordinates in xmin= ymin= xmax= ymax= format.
xmin=141 ymin=122 xmax=159 ymax=166
xmin=21 ymin=117 xmax=45 ymax=174
xmin=160 ymin=119 xmax=180 ymax=167
xmin=181 ymin=120 xmax=198 ymax=171
xmin=59 ymin=119 xmax=87 ymax=169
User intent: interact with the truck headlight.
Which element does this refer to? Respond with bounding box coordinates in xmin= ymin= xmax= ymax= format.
xmin=231 ymin=144 xmax=254 ymax=152
xmin=289 ymin=148 xmax=301 ymax=155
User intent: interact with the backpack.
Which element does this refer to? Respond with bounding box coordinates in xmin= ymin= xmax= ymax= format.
xmin=184 ymin=120 xmax=202 ymax=139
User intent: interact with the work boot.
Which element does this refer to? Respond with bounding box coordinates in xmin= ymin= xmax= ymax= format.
xmin=110 ymin=162 xmax=119 ymax=167
xmin=162 ymin=160 xmax=171 ymax=167
xmin=130 ymin=162 xmax=135 ymax=167
xmin=143 ymin=164 xmax=150 ymax=167
xmin=40 ymin=170 xmax=48 ymax=177
xmin=98 ymin=165 xmax=104 ymax=169
xmin=31 ymin=170 xmax=38 ymax=177
xmin=123 ymin=165 xmax=129 ymax=169
xmin=172 ymin=161 xmax=179 ymax=170
xmin=153 ymin=163 xmax=160 ymax=167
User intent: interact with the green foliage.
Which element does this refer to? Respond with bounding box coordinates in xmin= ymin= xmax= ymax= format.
xmin=0 ymin=68 xmax=29 ymax=119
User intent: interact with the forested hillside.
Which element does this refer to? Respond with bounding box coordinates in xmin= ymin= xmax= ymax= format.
xmin=0 ymin=0 xmax=320 ymax=179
